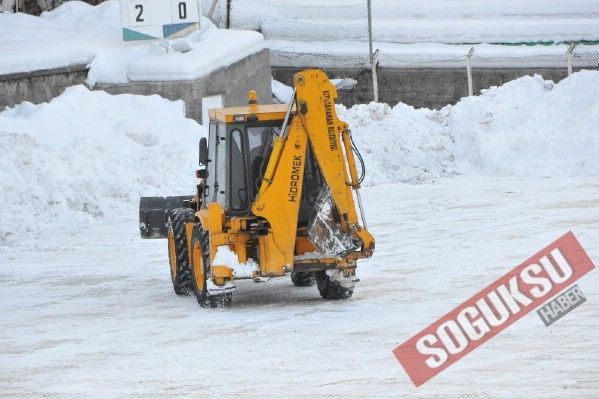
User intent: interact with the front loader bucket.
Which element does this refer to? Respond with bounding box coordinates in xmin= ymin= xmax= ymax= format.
xmin=308 ymin=188 xmax=360 ymax=258
xmin=139 ymin=195 xmax=194 ymax=239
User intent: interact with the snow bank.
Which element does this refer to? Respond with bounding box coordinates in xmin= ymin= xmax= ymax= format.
xmin=0 ymin=1 xmax=264 ymax=84
xmin=0 ymin=86 xmax=204 ymax=248
xmin=338 ymin=103 xmax=457 ymax=185
xmin=338 ymin=70 xmax=599 ymax=185
xmin=1 ymin=71 xmax=597 ymax=248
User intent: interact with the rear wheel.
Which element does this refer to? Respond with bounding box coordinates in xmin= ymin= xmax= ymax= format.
xmin=167 ymin=208 xmax=195 ymax=295
xmin=315 ymin=270 xmax=354 ymax=299
xmin=190 ymin=224 xmax=233 ymax=308
xmin=290 ymin=271 xmax=315 ymax=287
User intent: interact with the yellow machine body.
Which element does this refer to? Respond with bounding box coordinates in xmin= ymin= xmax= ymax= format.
xmin=195 ymin=70 xmax=373 ymax=282
xmin=140 ymin=69 xmax=375 ymax=304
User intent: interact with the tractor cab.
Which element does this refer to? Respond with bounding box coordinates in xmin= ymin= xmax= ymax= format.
xmin=139 ymin=92 xmax=324 ymax=239
xmin=202 ymin=93 xmax=324 ymax=222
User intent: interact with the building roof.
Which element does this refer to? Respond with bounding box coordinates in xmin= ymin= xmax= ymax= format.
xmin=209 ymin=104 xmax=290 ymax=123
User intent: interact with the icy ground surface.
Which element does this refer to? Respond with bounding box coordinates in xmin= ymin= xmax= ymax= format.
xmin=1 ymin=177 xmax=598 ymax=398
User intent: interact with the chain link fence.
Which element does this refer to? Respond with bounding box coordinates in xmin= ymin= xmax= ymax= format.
xmin=200 ymin=0 xmax=371 ymax=68
xmin=201 ymin=0 xmax=599 ymax=102
xmin=201 ymin=0 xmax=368 ymax=36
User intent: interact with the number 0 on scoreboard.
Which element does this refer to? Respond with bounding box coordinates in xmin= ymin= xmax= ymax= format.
xmin=120 ymin=0 xmax=201 ymax=42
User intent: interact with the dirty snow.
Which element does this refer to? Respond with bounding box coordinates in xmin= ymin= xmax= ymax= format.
xmin=0 ymin=0 xmax=264 ymax=84
xmin=213 ymin=245 xmax=259 ymax=278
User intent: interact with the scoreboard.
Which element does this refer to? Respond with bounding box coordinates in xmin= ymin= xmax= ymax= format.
xmin=120 ymin=0 xmax=202 ymax=42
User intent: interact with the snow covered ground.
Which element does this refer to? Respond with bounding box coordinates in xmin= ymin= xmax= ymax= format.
xmin=1 ymin=71 xmax=598 ymax=397
xmin=1 ymin=179 xmax=598 ymax=397
xmin=0 ymin=1 xmax=264 ymax=84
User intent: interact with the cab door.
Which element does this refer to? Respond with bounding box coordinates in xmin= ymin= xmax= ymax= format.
xmin=206 ymin=121 xmax=227 ymax=207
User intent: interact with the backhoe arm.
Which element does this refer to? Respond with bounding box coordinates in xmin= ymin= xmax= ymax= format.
xmin=252 ymin=70 xmax=374 ymax=274
xmin=294 ymin=70 xmax=373 ymax=258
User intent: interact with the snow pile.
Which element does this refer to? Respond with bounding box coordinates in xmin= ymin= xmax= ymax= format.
xmin=0 ymin=1 xmax=264 ymax=84
xmin=339 ymin=102 xmax=456 ymax=185
xmin=339 ymin=70 xmax=599 ymax=185
xmin=443 ymin=71 xmax=599 ymax=177
xmin=0 ymin=86 xmax=204 ymax=248
xmin=0 ymin=71 xmax=597 ymax=248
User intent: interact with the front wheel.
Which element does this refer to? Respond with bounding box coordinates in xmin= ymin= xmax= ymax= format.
xmin=190 ymin=224 xmax=232 ymax=308
xmin=167 ymin=208 xmax=194 ymax=295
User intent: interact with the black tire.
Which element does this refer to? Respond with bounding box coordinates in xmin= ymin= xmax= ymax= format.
xmin=315 ymin=271 xmax=354 ymax=300
xmin=190 ymin=223 xmax=232 ymax=308
xmin=167 ymin=208 xmax=195 ymax=295
xmin=290 ymin=271 xmax=315 ymax=287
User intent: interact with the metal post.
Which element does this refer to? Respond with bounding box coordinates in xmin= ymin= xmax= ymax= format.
xmin=567 ymin=42 xmax=577 ymax=76
xmin=367 ymin=0 xmax=373 ymax=64
xmin=466 ymin=47 xmax=475 ymax=97
xmin=225 ymin=0 xmax=231 ymax=29
xmin=371 ymin=49 xmax=380 ymax=103
xmin=207 ymin=0 xmax=219 ymax=20
xmin=367 ymin=0 xmax=379 ymax=102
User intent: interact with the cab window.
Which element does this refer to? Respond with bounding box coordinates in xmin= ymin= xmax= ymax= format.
xmin=247 ymin=126 xmax=280 ymax=194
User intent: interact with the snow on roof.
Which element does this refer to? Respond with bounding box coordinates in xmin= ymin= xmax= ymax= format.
xmin=0 ymin=0 xmax=264 ymax=85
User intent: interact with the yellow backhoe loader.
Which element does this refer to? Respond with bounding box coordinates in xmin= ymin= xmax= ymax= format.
xmin=139 ymin=69 xmax=374 ymax=307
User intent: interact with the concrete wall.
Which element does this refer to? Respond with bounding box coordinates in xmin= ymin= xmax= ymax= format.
xmin=0 ymin=49 xmax=271 ymax=125
xmin=273 ymin=66 xmax=597 ymax=109
xmin=97 ymin=49 xmax=272 ymax=124
xmin=0 ymin=65 xmax=88 ymax=109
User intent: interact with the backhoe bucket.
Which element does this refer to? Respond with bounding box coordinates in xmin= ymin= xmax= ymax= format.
xmin=139 ymin=195 xmax=194 ymax=239
xmin=308 ymin=188 xmax=360 ymax=259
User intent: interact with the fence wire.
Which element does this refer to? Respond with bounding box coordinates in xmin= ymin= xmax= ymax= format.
xmin=201 ymin=0 xmax=599 ymax=77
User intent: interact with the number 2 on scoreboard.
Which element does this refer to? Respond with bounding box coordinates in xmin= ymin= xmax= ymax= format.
xmin=128 ymin=0 xmax=149 ymax=26
xmin=135 ymin=4 xmax=144 ymax=22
